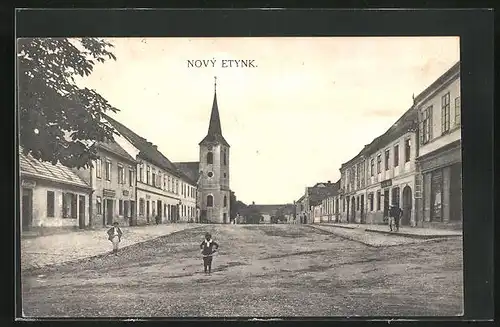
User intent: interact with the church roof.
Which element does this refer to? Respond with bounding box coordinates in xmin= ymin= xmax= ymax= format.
xmin=174 ymin=161 xmax=200 ymax=185
xmin=199 ymin=89 xmax=230 ymax=147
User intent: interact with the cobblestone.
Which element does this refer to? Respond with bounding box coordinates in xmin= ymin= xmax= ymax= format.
xmin=21 ymin=224 xmax=202 ymax=270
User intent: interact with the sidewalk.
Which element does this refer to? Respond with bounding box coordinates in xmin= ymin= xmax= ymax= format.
xmin=21 ymin=224 xmax=202 ymax=271
xmin=321 ymin=223 xmax=462 ymax=239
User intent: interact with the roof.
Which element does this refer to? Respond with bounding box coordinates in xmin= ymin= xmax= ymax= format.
xmin=251 ymin=204 xmax=288 ymax=216
xmin=199 ymin=90 xmax=230 ymax=147
xmin=414 ymin=61 xmax=460 ymax=104
xmin=103 ymin=114 xmax=185 ymax=178
xmin=307 ymin=181 xmax=340 ymax=206
xmin=174 ymin=161 xmax=200 ymax=185
xmin=19 ymin=149 xmax=90 ymax=189
xmin=96 ymin=140 xmax=136 ymax=163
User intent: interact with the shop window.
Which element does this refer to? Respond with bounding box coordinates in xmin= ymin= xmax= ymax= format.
xmin=369 ymin=193 xmax=374 ymax=211
xmin=124 ymin=201 xmax=129 ymax=217
xmin=139 ymin=198 xmax=145 ymax=216
xmin=392 ymin=187 xmax=400 ymax=207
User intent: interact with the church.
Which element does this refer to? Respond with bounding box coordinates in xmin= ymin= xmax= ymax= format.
xmin=175 ymin=78 xmax=231 ymax=224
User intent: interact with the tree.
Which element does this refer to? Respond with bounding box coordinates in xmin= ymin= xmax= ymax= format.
xmin=18 ymin=38 xmax=118 ymax=168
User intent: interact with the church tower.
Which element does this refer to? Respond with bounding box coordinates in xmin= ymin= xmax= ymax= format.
xmin=198 ymin=77 xmax=231 ymax=223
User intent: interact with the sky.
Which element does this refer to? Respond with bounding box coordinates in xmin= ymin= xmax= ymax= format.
xmin=78 ymin=37 xmax=460 ymax=205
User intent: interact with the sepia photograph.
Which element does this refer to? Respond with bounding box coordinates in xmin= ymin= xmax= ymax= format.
xmin=18 ymin=36 xmax=463 ymax=318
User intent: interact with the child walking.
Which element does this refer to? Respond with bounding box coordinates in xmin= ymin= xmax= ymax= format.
xmin=200 ymin=232 xmax=219 ymax=275
xmin=107 ymin=222 xmax=123 ymax=255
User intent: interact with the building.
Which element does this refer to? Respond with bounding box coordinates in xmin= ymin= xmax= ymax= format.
xmin=104 ymin=115 xmax=197 ymax=225
xmin=250 ymin=204 xmax=287 ymax=224
xmin=175 ymin=79 xmax=231 ymax=224
xmin=363 ymin=107 xmax=418 ymax=226
xmin=339 ymin=149 xmax=368 ymax=223
xmin=294 ymin=195 xmax=307 ymax=224
xmin=73 ymin=140 xmax=137 ymax=227
xmin=19 ymin=148 xmax=91 ymax=232
xmin=298 ymin=181 xmax=339 ymax=224
xmin=414 ymin=62 xmax=461 ymax=229
xmin=320 ymin=180 xmax=341 ymax=222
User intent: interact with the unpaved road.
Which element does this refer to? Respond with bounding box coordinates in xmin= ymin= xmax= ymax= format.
xmin=21 ymin=224 xmax=463 ymax=317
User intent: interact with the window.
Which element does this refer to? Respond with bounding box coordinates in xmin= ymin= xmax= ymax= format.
xmin=356 ymin=197 xmax=359 ymax=210
xmin=441 ymin=92 xmax=451 ymax=134
xmin=139 ymin=198 xmax=145 ymax=216
xmin=342 ymin=197 xmax=345 ymax=212
xmin=207 ymin=195 xmax=214 ymax=207
xmin=129 ymin=168 xmax=134 ymax=186
xmin=139 ymin=163 xmax=144 ymax=182
xmin=176 ymin=180 xmax=179 ymax=194
xmin=393 ymin=144 xmax=399 ymax=167
xmin=181 ymin=183 xmax=184 ymax=196
xmin=96 ymin=158 xmax=102 ymax=179
xmin=224 ymin=195 xmax=227 ymax=207
xmin=62 ymin=193 xmax=77 ymax=218
xmin=376 ymin=191 xmax=381 ymax=211
xmin=105 ymin=161 xmax=111 ymax=181
xmin=152 ymin=169 xmax=156 ymax=187
xmin=46 ymin=191 xmax=55 ymax=217
xmin=167 ymin=176 xmax=171 ymax=191
xmin=119 ymin=200 xmax=123 ymax=215
xmin=158 ymin=173 xmax=162 ymax=189
xmin=96 ymin=196 xmax=102 ymax=214
xmin=455 ymin=96 xmax=461 ymax=126
xmin=384 ymin=149 xmax=390 ymax=171
xmin=118 ymin=165 xmax=124 ymax=184
xmin=419 ymin=106 xmax=432 ymax=145
xmin=146 ymin=166 xmax=151 ymax=184
xmin=377 ymin=154 xmax=381 ymax=174
xmin=224 ymin=173 xmax=227 ymax=178
xmin=223 ymin=150 xmax=227 ymax=165
xmin=369 ymin=193 xmax=374 ymax=211
xmin=392 ymin=187 xmax=400 ymax=207
xmin=163 ymin=175 xmax=166 ymax=190
xmin=207 ymin=172 xmax=213 ymax=178
xmin=370 ymin=159 xmax=374 ymax=176
xmin=404 ymin=138 xmax=411 ymax=162
xmin=207 ymin=152 xmax=214 ymax=164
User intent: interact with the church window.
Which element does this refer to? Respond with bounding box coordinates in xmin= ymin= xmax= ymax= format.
xmin=207 ymin=172 xmax=213 ymax=178
xmin=223 ymin=195 xmax=227 ymax=207
xmin=207 ymin=195 xmax=214 ymax=207
xmin=223 ymin=150 xmax=227 ymax=165
xmin=207 ymin=152 xmax=214 ymax=164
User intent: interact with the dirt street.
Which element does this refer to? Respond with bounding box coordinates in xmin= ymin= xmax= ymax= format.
xmin=21 ymin=224 xmax=463 ymax=317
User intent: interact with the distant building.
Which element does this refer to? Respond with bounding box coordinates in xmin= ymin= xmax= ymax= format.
xmin=414 ymin=62 xmax=461 ymax=229
xmin=19 ymin=148 xmax=91 ymax=232
xmin=320 ymin=180 xmax=341 ymax=222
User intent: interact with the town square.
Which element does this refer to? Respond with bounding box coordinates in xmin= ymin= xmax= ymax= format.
xmin=18 ymin=36 xmax=463 ymax=317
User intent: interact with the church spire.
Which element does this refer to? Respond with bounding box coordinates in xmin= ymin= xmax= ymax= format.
xmin=199 ymin=76 xmax=230 ymax=147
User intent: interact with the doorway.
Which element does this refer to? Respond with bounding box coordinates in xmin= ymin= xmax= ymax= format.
xmin=350 ymin=197 xmax=356 ymax=223
xmin=146 ymin=201 xmax=150 ymax=223
xmin=78 ymin=195 xmax=85 ymax=229
xmin=383 ymin=189 xmax=390 ymax=219
xmin=105 ymin=199 xmax=114 ymax=225
xmin=360 ymin=194 xmax=365 ymax=223
xmin=223 ymin=213 xmax=227 ymax=224
xmin=402 ymin=186 xmax=412 ymax=226
xmin=21 ymin=188 xmax=33 ymax=231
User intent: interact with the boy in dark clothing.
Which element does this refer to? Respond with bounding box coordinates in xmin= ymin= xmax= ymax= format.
xmin=200 ymin=232 xmax=219 ymax=275
xmin=107 ymin=222 xmax=123 ymax=255
xmin=389 ymin=205 xmax=403 ymax=232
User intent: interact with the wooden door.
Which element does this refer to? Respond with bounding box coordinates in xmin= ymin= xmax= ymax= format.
xmin=21 ymin=188 xmax=33 ymax=231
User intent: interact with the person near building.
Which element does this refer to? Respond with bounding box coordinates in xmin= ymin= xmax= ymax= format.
xmin=107 ymin=222 xmax=123 ymax=255
xmin=200 ymin=232 xmax=219 ymax=275
xmin=394 ymin=205 xmax=403 ymax=232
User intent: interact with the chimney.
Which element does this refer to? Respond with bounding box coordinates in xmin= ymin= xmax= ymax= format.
xmin=327 ymin=180 xmax=331 ymax=184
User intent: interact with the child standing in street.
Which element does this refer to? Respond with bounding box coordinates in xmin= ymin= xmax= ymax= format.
xmin=200 ymin=232 xmax=219 ymax=275
xmin=107 ymin=222 xmax=123 ymax=255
